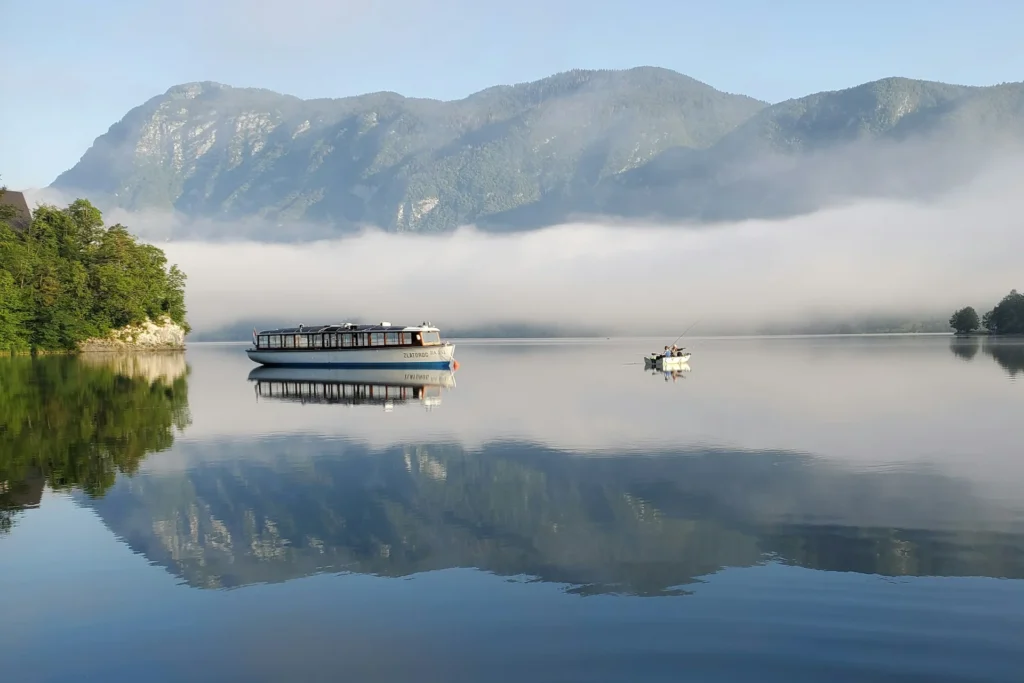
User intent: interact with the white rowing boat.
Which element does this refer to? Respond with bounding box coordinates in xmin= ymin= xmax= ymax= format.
xmin=644 ymin=353 xmax=692 ymax=370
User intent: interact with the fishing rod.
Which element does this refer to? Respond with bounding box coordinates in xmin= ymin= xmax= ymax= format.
xmin=670 ymin=320 xmax=700 ymax=348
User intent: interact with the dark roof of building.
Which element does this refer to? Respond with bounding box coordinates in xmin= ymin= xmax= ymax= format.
xmin=0 ymin=190 xmax=32 ymax=230
xmin=256 ymin=323 xmax=439 ymax=335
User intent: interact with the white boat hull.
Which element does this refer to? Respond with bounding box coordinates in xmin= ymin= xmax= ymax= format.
xmin=645 ymin=354 xmax=691 ymax=369
xmin=246 ymin=344 xmax=456 ymax=369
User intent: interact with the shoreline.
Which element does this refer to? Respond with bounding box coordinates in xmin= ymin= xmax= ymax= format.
xmin=5 ymin=346 xmax=187 ymax=357
xmin=186 ymin=332 xmax=1024 ymax=344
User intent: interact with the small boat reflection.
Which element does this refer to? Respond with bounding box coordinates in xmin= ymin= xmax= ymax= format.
xmin=247 ymin=367 xmax=456 ymax=410
xmin=649 ymin=365 xmax=690 ymax=382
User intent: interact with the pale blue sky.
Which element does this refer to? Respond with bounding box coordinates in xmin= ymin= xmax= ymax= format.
xmin=2 ymin=0 xmax=1022 ymax=189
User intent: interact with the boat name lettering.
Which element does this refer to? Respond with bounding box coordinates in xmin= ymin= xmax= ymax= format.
xmin=403 ymin=351 xmax=432 ymax=358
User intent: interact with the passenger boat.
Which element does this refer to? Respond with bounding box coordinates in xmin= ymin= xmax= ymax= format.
xmin=644 ymin=353 xmax=691 ymax=370
xmin=246 ymin=322 xmax=456 ymax=368
xmin=248 ymin=367 xmax=456 ymax=410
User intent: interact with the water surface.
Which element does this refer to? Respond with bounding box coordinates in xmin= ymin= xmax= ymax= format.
xmin=2 ymin=336 xmax=1023 ymax=682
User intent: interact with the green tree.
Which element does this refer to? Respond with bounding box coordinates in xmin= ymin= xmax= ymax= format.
xmin=0 ymin=269 xmax=29 ymax=353
xmin=0 ymin=187 xmax=189 ymax=353
xmin=949 ymin=306 xmax=980 ymax=335
xmin=0 ymin=178 xmax=16 ymax=225
xmin=983 ymin=289 xmax=1024 ymax=335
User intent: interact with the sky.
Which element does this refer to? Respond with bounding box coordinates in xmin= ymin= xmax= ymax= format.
xmin=2 ymin=0 xmax=1023 ymax=189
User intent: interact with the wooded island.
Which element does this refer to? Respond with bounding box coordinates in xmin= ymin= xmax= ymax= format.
xmin=950 ymin=291 xmax=1024 ymax=335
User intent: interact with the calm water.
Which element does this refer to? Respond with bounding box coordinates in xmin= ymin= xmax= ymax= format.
xmin=2 ymin=336 xmax=1023 ymax=682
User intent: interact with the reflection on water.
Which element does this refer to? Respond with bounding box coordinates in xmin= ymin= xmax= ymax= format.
xmin=984 ymin=338 xmax=1024 ymax=377
xmin=0 ymin=353 xmax=190 ymax=533
xmin=2 ymin=337 xmax=1024 ymax=682
xmin=249 ymin=367 xmax=456 ymax=410
xmin=949 ymin=335 xmax=1024 ymax=377
xmin=81 ymin=438 xmax=1024 ymax=594
xmin=948 ymin=337 xmax=980 ymax=361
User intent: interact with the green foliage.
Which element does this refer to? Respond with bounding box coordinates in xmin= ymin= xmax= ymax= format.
xmin=0 ymin=195 xmax=189 ymax=353
xmin=0 ymin=178 xmax=17 ymax=225
xmin=982 ymin=289 xmax=1024 ymax=335
xmin=0 ymin=355 xmax=191 ymax=531
xmin=949 ymin=306 xmax=981 ymax=334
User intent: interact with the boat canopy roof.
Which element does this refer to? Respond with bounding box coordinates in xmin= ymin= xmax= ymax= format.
xmin=256 ymin=323 xmax=440 ymax=335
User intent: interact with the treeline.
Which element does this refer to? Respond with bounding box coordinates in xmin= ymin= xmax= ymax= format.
xmin=949 ymin=289 xmax=1024 ymax=335
xmin=0 ymin=185 xmax=188 ymax=353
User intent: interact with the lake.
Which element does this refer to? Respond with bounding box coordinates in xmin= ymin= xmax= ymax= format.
xmin=2 ymin=335 xmax=1023 ymax=682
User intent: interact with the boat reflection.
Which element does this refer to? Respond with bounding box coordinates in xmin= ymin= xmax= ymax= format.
xmin=648 ymin=364 xmax=690 ymax=382
xmin=247 ymin=367 xmax=457 ymax=410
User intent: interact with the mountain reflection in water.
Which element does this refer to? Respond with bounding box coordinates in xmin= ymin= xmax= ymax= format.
xmin=79 ymin=436 xmax=1024 ymax=595
xmin=3 ymin=337 xmax=1024 ymax=682
xmin=3 ymin=337 xmax=1024 ymax=596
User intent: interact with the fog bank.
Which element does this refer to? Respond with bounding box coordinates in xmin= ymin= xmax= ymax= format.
xmin=153 ymin=162 xmax=1023 ymax=335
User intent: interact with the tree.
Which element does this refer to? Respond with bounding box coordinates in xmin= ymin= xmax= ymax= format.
xmin=949 ymin=306 xmax=980 ymax=335
xmin=0 ymin=187 xmax=190 ymax=353
xmin=0 ymin=178 xmax=17 ymax=226
xmin=983 ymin=289 xmax=1024 ymax=335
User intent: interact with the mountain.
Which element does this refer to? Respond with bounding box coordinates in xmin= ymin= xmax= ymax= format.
xmin=50 ymin=69 xmax=1024 ymax=236
xmin=594 ymin=77 xmax=1024 ymax=223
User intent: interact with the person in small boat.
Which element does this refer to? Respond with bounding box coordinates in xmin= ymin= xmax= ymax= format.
xmin=663 ymin=346 xmax=673 ymax=357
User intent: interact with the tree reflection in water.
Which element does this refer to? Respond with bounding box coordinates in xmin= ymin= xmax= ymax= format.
xmin=0 ymin=353 xmax=190 ymax=533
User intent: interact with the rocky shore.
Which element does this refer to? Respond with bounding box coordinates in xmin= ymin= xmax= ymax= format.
xmin=77 ymin=317 xmax=187 ymax=353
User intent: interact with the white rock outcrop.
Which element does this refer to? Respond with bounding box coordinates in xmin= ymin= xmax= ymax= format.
xmin=78 ymin=316 xmax=187 ymax=353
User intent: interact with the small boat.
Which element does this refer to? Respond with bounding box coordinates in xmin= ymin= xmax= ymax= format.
xmin=247 ymin=322 xmax=456 ymax=369
xmin=644 ymin=353 xmax=691 ymax=370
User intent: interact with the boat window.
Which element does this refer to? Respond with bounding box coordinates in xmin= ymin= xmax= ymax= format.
xmin=284 ymin=335 xmax=295 ymax=348
xmin=370 ymin=332 xmax=384 ymax=346
xmin=385 ymin=332 xmax=399 ymax=345
xmin=341 ymin=334 xmax=353 ymax=347
xmin=421 ymin=331 xmax=440 ymax=345
xmin=297 ymin=335 xmax=309 ymax=348
xmin=269 ymin=335 xmax=281 ymax=348
xmin=401 ymin=332 xmax=413 ymax=345
xmin=312 ymin=334 xmax=322 ymax=348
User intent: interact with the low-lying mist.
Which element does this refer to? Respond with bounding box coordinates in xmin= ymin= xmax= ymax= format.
xmin=25 ymin=145 xmax=1024 ymax=337
xmin=151 ymin=160 xmax=1022 ymax=337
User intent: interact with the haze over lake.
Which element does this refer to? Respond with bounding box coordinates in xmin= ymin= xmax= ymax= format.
xmin=2 ymin=336 xmax=1023 ymax=682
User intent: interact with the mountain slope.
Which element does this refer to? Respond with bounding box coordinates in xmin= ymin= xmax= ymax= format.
xmin=50 ymin=71 xmax=1024 ymax=236
xmin=593 ymin=77 xmax=1024 ymax=223
xmin=52 ymin=68 xmax=765 ymax=233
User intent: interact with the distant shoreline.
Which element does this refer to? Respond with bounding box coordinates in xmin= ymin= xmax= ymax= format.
xmin=189 ymin=332 xmax=975 ymax=344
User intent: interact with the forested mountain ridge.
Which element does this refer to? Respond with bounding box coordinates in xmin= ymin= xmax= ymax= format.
xmin=50 ymin=68 xmax=1024 ymax=237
